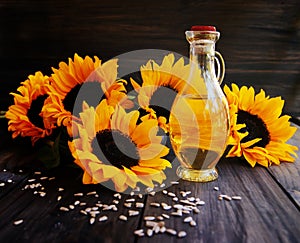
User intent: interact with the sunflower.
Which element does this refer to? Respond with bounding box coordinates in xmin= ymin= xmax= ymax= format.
xmin=5 ymin=71 xmax=54 ymax=145
xmin=42 ymin=53 xmax=130 ymax=137
xmin=224 ymin=83 xmax=298 ymax=167
xmin=130 ymin=53 xmax=195 ymax=130
xmin=68 ymin=99 xmax=171 ymax=192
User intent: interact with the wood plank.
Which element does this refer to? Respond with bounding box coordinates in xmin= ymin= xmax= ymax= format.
xmin=267 ymin=123 xmax=300 ymax=208
xmin=0 ymin=167 xmax=143 ymax=242
xmin=138 ymin=158 xmax=300 ymax=242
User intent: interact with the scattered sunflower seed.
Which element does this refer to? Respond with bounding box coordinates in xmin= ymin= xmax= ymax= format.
xmin=0 ymin=183 xmax=5 ymax=187
xmin=89 ymin=217 xmax=95 ymax=225
xmin=150 ymin=202 xmax=160 ymax=207
xmin=162 ymin=213 xmax=170 ymax=219
xmin=144 ymin=216 xmax=156 ymax=221
xmin=60 ymin=206 xmax=69 ymax=212
xmin=178 ymin=231 xmax=187 ymax=238
xmin=119 ymin=215 xmax=128 ymax=221
xmin=58 ymin=188 xmax=64 ymax=192
xmin=170 ymin=181 xmax=179 ymax=185
xmin=87 ymin=191 xmax=97 ymax=195
xmin=184 ymin=216 xmax=193 ymax=223
xmin=136 ymin=202 xmax=144 ymax=208
xmin=13 ymin=219 xmax=24 ymax=226
xmin=74 ymin=193 xmax=83 ymax=197
xmin=190 ymin=220 xmax=197 ymax=227
xmin=99 ymin=215 xmax=108 ymax=222
xmin=128 ymin=210 xmax=139 ymax=216
xmin=166 ymin=228 xmax=177 ymax=235
xmin=124 ymin=203 xmax=132 ymax=208
xmin=147 ymin=229 xmax=153 ymax=237
xmin=214 ymin=186 xmax=219 ymax=191
xmin=7 ymin=179 xmax=12 ymax=183
xmin=232 ymin=196 xmax=242 ymax=200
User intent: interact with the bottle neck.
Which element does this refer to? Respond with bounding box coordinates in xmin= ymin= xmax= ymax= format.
xmin=189 ymin=41 xmax=215 ymax=72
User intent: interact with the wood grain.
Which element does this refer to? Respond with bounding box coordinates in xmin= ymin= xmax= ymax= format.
xmin=0 ymin=0 xmax=299 ymax=116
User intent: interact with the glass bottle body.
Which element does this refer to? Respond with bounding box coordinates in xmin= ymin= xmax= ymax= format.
xmin=169 ymin=28 xmax=230 ymax=182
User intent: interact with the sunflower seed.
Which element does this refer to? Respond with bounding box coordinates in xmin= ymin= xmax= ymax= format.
xmin=168 ymin=192 xmax=176 ymax=197
xmin=89 ymin=217 xmax=95 ymax=225
xmin=166 ymin=228 xmax=177 ymax=235
xmin=130 ymin=191 xmax=135 ymax=196
xmin=223 ymin=195 xmax=232 ymax=201
xmin=145 ymin=187 xmax=153 ymax=193
xmin=13 ymin=219 xmax=23 ymax=226
xmin=160 ymin=183 xmax=166 ymax=188
xmin=7 ymin=179 xmax=12 ymax=183
xmin=173 ymin=197 xmax=179 ymax=202
xmin=126 ymin=198 xmax=135 ymax=202
xmin=232 ymin=196 xmax=242 ymax=200
xmin=58 ymin=188 xmax=64 ymax=192
xmin=138 ymin=194 xmax=143 ymax=199
xmin=170 ymin=181 xmax=179 ymax=185
xmin=178 ymin=231 xmax=187 ymax=238
xmin=119 ymin=215 xmax=127 ymax=221
xmin=80 ymin=202 xmax=87 ymax=206
xmin=129 ymin=210 xmax=139 ymax=216
xmin=180 ymin=200 xmax=196 ymax=206
xmin=196 ymin=200 xmax=205 ymax=206
xmin=28 ymin=179 xmax=36 ymax=182
xmin=60 ymin=206 xmax=69 ymax=212
xmin=171 ymin=210 xmax=183 ymax=217
xmin=34 ymin=171 xmax=41 ymax=175
xmin=80 ymin=210 xmax=88 ymax=215
xmin=193 ymin=207 xmax=200 ymax=214
xmin=149 ymin=191 xmax=156 ymax=196
xmin=154 ymin=224 xmax=160 ymax=234
xmin=190 ymin=220 xmax=197 ymax=227
xmin=57 ymin=196 xmax=62 ymax=201
xmin=134 ymin=229 xmax=144 ymax=237
xmin=39 ymin=192 xmax=46 ymax=197
xmin=173 ymin=204 xmax=184 ymax=210
xmin=87 ymin=191 xmax=97 ymax=195
xmin=161 ymin=202 xmax=172 ymax=210
xmin=156 ymin=215 xmax=164 ymax=221
xmin=144 ymin=216 xmax=156 ymax=221
xmin=69 ymin=205 xmax=75 ymax=210
xmin=163 ymin=190 xmax=168 ymax=194
xmin=40 ymin=177 xmax=48 ymax=180
xmin=114 ymin=193 xmax=122 ymax=199
xmin=162 ymin=213 xmax=170 ymax=219
xmin=136 ymin=202 xmax=144 ymax=208
xmin=150 ymin=202 xmax=160 ymax=207
xmin=147 ymin=229 xmax=153 ymax=237
xmin=214 ymin=186 xmax=219 ymax=191
xmin=74 ymin=200 xmax=80 ymax=205
xmin=145 ymin=220 xmax=157 ymax=227
xmin=124 ymin=203 xmax=132 ymax=208
xmin=160 ymin=226 xmax=167 ymax=233
xmin=74 ymin=193 xmax=83 ymax=197
xmin=0 ymin=183 xmax=5 ymax=187
xmin=184 ymin=216 xmax=193 ymax=223
xmin=48 ymin=177 xmax=55 ymax=180
xmin=99 ymin=215 xmax=108 ymax=222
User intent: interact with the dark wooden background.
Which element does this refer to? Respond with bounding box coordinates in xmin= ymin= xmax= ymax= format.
xmin=0 ymin=0 xmax=300 ymax=117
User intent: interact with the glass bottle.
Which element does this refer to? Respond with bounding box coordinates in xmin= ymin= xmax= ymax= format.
xmin=169 ymin=26 xmax=230 ymax=182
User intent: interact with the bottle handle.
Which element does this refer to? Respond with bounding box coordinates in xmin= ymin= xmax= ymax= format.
xmin=214 ymin=51 xmax=225 ymax=84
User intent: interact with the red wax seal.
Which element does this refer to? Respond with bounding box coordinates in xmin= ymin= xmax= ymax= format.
xmin=191 ymin=26 xmax=216 ymax=31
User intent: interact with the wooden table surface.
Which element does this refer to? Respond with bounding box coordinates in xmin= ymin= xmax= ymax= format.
xmin=0 ymin=123 xmax=299 ymax=243
xmin=1 ymin=1 xmax=300 ymax=242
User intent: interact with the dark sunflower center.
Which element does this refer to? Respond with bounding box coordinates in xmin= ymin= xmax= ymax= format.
xmin=62 ymin=82 xmax=103 ymax=116
xmin=92 ymin=129 xmax=140 ymax=169
xmin=149 ymin=85 xmax=178 ymax=121
xmin=237 ymin=110 xmax=270 ymax=148
xmin=27 ymin=94 xmax=48 ymax=129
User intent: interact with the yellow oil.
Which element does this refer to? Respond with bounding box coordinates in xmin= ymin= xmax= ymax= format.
xmin=169 ymin=95 xmax=229 ymax=182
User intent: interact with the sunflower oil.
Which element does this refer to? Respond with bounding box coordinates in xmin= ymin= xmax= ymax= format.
xmin=169 ymin=26 xmax=230 ymax=182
